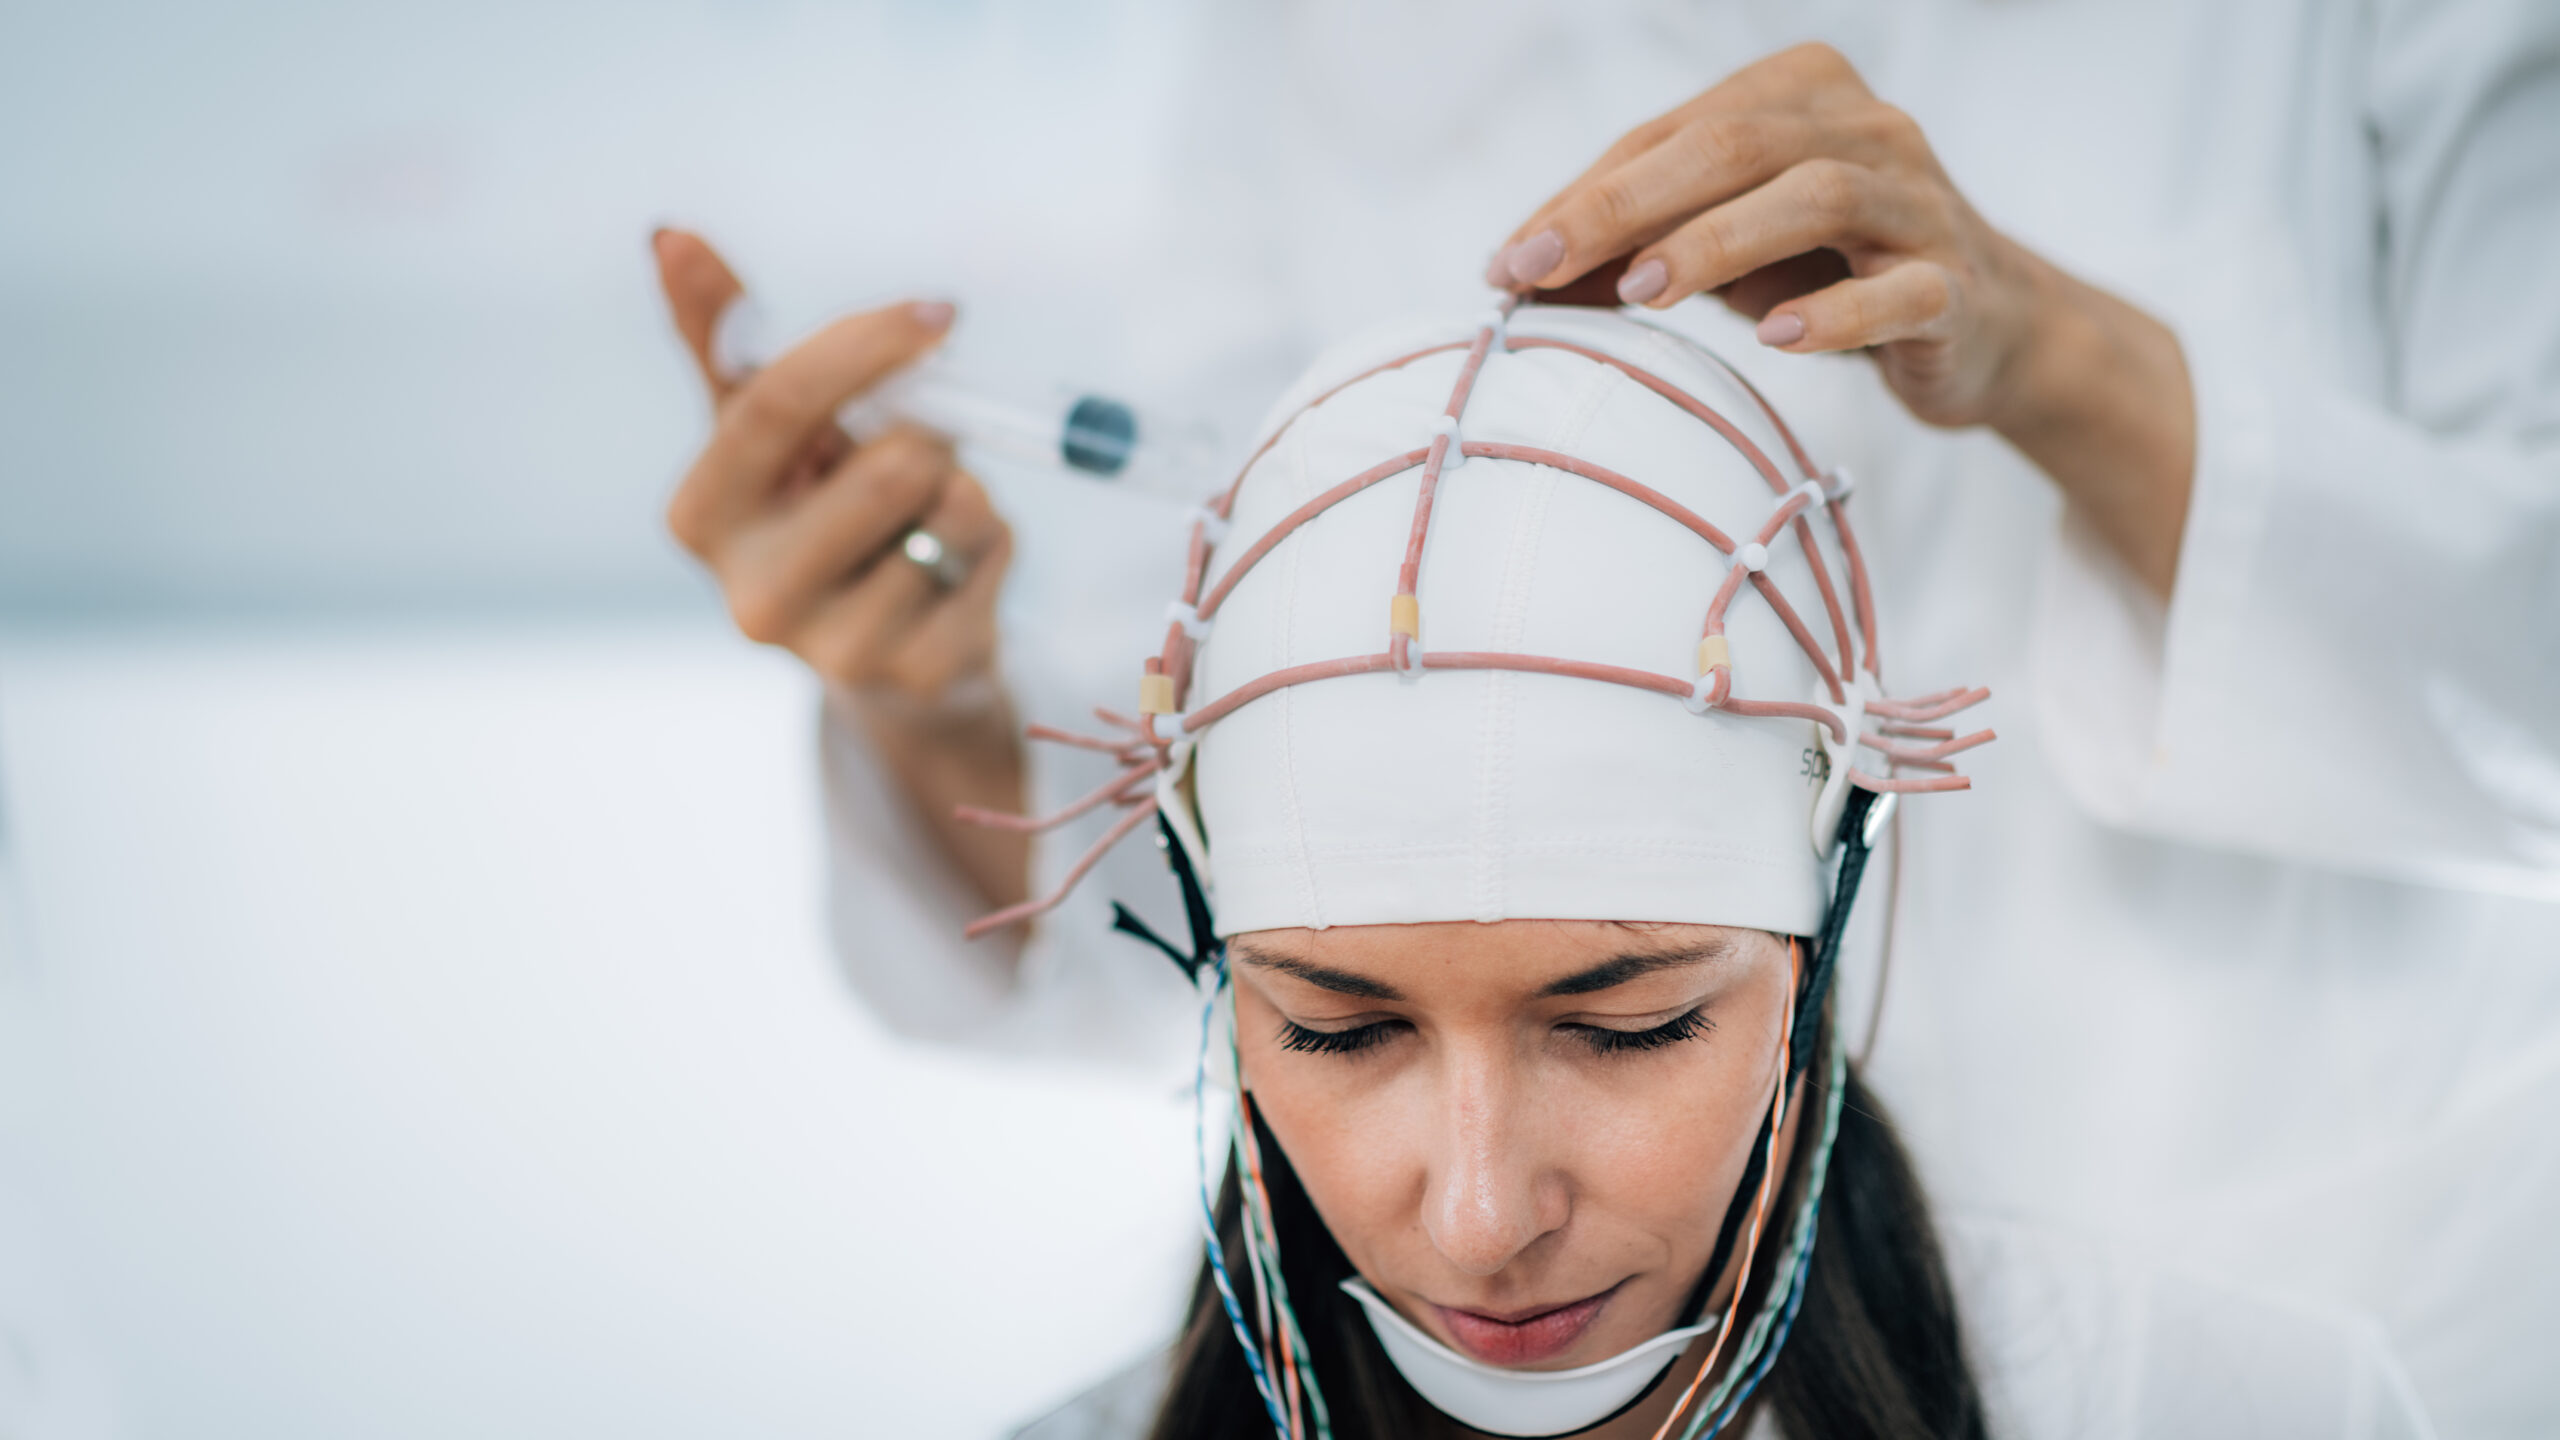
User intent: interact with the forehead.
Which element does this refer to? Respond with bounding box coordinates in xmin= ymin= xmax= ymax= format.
xmin=1231 ymin=919 xmax=1766 ymax=1003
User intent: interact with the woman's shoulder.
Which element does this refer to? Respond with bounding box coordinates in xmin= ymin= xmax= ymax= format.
xmin=1937 ymin=1211 xmax=2434 ymax=1440
xmin=1008 ymin=1348 xmax=1174 ymax=1440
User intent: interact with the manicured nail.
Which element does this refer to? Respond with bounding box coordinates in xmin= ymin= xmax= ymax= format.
xmin=1616 ymin=258 xmax=1668 ymax=305
xmin=909 ymin=300 xmax=956 ymax=332
xmin=711 ymin=296 xmax=770 ymax=381
xmin=1484 ymin=246 xmax=1517 ymax=287
xmin=1506 ymin=229 xmax=1565 ymax=285
xmin=1757 ymin=311 xmax=1808 ymax=347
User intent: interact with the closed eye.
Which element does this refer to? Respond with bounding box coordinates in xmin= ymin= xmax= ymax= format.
xmin=1566 ymin=1006 xmax=1713 ymax=1055
xmin=1277 ymin=1018 xmax=1406 ymax=1056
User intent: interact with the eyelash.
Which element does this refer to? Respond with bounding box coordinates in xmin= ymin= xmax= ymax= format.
xmin=1278 ymin=1019 xmax=1404 ymax=1056
xmin=1572 ymin=1006 xmax=1713 ymax=1054
xmin=1275 ymin=1008 xmax=1713 ymax=1058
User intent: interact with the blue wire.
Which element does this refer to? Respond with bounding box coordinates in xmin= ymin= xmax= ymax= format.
xmin=1697 ymin=1200 xmax=1821 ymax=1439
xmin=1695 ymin=1037 xmax=1848 ymax=1438
xmin=1194 ymin=964 xmax=1293 ymax=1436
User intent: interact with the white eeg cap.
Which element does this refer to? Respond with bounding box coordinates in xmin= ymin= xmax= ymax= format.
xmin=1189 ymin=307 xmax=1850 ymax=938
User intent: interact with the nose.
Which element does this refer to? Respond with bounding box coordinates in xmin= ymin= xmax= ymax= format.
xmin=1420 ymin=1053 xmax=1569 ymax=1277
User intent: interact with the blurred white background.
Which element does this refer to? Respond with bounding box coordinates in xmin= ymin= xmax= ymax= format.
xmin=0 ymin=0 xmax=1192 ymax=611
xmin=0 ymin=2 xmax=1208 ymax=1435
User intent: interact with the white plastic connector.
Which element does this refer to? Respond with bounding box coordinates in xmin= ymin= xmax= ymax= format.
xmin=1784 ymin=478 xmax=1827 ymax=513
xmin=1153 ymin=738 xmax=1214 ymax=894
xmin=1194 ymin=506 xmax=1232 ymax=544
xmin=1475 ymin=307 xmax=1509 ymax=348
xmin=1431 ymin=415 xmax=1466 ymax=471
xmin=1822 ymin=466 xmax=1857 ymax=502
xmin=1862 ymin=789 xmax=1898 ymax=846
xmin=1809 ymin=674 xmax=1879 ymax=857
xmin=1735 ymin=541 xmax=1770 ymax=573
xmin=1684 ymin=674 xmax=1715 ymax=715
xmin=1165 ymin=600 xmax=1213 ymax=640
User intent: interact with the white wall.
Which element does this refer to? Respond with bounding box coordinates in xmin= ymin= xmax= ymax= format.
xmin=0 ymin=4 xmax=1211 ymax=1435
xmin=0 ymin=0 xmax=1188 ymax=614
xmin=0 ymin=625 xmax=1202 ymax=1439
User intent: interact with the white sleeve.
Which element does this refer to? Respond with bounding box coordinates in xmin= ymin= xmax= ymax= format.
xmin=2032 ymin=0 xmax=2560 ymax=898
xmin=813 ymin=9 xmax=1328 ymax=1071
xmin=1941 ymin=1214 xmax=2434 ymax=1440
xmin=817 ymin=475 xmax=1210 ymax=1076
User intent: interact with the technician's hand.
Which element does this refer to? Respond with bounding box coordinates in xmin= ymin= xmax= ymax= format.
xmin=654 ymin=229 xmax=1030 ymax=917
xmin=1490 ymin=43 xmax=2195 ymax=597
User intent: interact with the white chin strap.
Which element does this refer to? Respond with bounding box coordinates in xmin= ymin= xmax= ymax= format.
xmin=1339 ymin=1278 xmax=1716 ymax=1438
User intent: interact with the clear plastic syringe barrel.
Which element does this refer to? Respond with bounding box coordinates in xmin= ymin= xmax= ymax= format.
xmin=842 ymin=367 xmax=1219 ymax=500
xmin=714 ymin=299 xmax=1220 ymax=501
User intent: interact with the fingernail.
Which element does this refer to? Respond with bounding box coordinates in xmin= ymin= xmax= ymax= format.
xmin=1616 ymin=258 xmax=1668 ymax=305
xmin=711 ymin=295 xmax=770 ymax=380
xmin=909 ymin=300 xmax=956 ymax=332
xmin=1757 ymin=311 xmax=1808 ymax=347
xmin=1506 ymin=229 xmax=1565 ymax=285
xmin=1484 ymin=246 xmax=1517 ymax=288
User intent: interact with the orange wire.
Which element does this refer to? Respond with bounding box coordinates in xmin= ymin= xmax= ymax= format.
xmin=1647 ymin=939 xmax=1800 ymax=1440
xmin=1238 ymin=1092 xmax=1307 ymax=1440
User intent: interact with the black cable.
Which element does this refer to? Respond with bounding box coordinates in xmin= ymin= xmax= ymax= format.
xmin=1791 ymin=787 xmax=1879 ymax=1081
xmin=1110 ymin=813 xmax=1224 ymax=983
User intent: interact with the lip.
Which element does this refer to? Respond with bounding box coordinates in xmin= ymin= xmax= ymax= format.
xmin=1430 ymin=1282 xmax=1622 ymax=1367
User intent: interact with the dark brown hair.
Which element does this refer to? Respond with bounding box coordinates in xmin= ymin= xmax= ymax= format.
xmin=1146 ymin=1019 xmax=1986 ymax=1440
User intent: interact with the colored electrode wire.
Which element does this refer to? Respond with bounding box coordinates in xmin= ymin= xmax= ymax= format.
xmin=1236 ymin=1088 xmax=1333 ymax=1440
xmin=1193 ymin=965 xmax=1294 ymax=1434
xmin=1642 ymin=943 xmax=1799 ymax=1440
xmin=1187 ymin=958 xmax=1336 ymax=1440
xmin=1232 ymin=1100 xmax=1298 ymax=1436
xmin=1683 ymin=1026 xmax=1851 ymax=1440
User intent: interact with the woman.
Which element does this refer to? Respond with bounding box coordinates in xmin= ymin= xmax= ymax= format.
xmin=995 ymin=301 xmax=1993 ymax=1438
xmin=1145 ymin=919 xmax=1971 ymax=1440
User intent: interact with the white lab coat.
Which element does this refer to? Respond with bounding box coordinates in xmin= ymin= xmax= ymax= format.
xmin=820 ymin=1 xmax=2560 ymax=1434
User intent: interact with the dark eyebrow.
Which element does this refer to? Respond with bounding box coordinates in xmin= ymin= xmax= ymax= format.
xmin=1538 ymin=941 xmax=1735 ymax=998
xmin=1229 ymin=945 xmax=1405 ymax=1001
xmin=1232 ymin=937 xmax=1736 ymax=1002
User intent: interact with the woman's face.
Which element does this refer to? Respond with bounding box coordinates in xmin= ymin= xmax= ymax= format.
xmin=1233 ymin=919 xmax=1795 ymax=1371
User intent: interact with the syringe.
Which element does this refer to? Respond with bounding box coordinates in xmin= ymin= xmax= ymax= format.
xmin=713 ymin=298 xmax=1219 ymax=500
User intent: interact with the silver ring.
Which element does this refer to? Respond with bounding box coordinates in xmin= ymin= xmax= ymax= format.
xmin=899 ymin=527 xmax=972 ymax=589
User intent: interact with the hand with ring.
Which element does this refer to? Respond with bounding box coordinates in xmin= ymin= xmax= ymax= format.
xmin=654 ymin=229 xmax=1028 ymax=914
xmin=896 ymin=527 xmax=974 ymax=591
